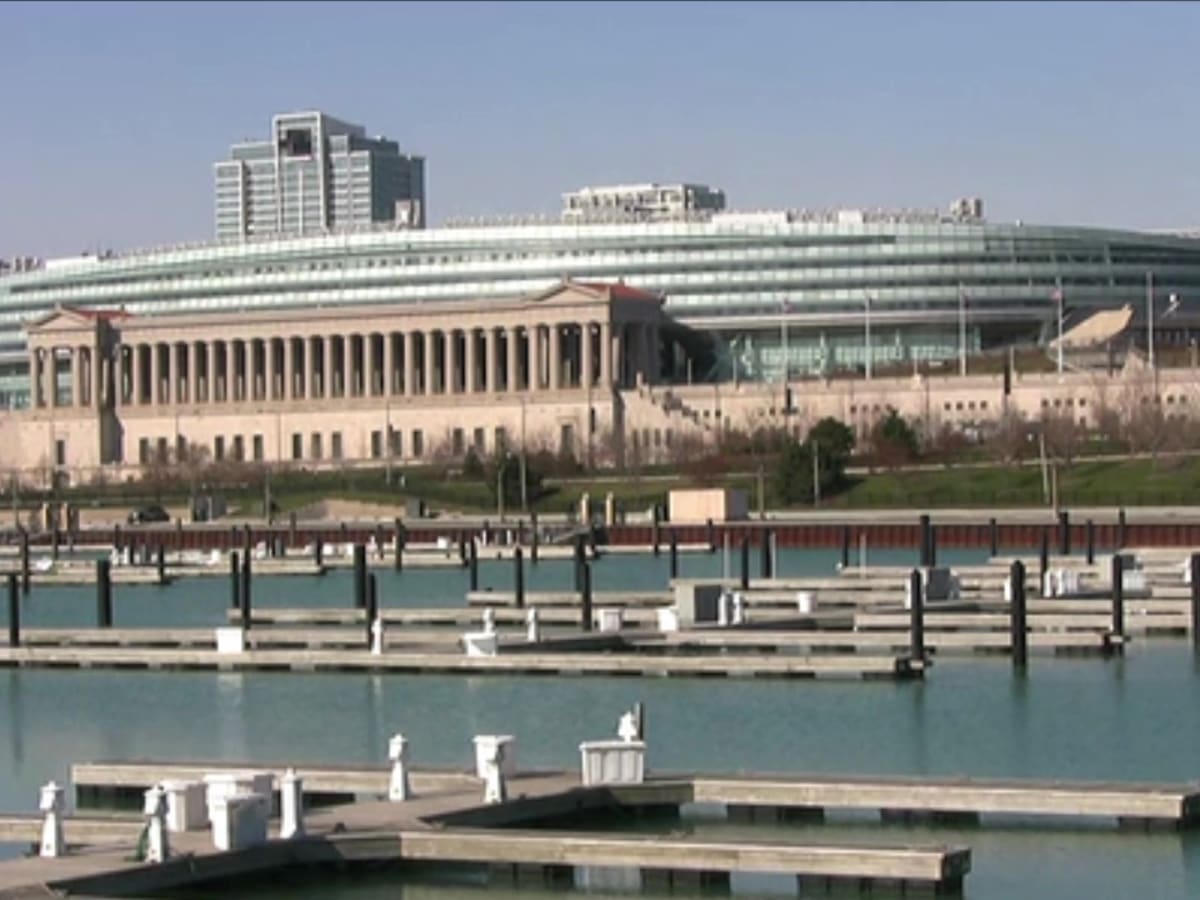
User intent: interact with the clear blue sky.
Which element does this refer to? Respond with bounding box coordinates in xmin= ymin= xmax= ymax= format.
xmin=4 ymin=1 xmax=1199 ymax=256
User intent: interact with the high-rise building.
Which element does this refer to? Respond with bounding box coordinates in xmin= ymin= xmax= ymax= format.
xmin=214 ymin=111 xmax=425 ymax=240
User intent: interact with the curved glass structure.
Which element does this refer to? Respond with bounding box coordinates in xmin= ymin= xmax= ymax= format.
xmin=3 ymin=215 xmax=1200 ymax=406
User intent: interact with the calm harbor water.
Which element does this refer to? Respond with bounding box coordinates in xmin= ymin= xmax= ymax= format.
xmin=4 ymin=546 xmax=1197 ymax=898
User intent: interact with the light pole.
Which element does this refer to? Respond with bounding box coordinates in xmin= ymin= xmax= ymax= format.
xmin=863 ymin=293 xmax=872 ymax=380
xmin=1147 ymin=271 xmax=1156 ymax=371
xmin=1054 ymin=277 xmax=1064 ymax=376
xmin=958 ymin=283 xmax=967 ymax=377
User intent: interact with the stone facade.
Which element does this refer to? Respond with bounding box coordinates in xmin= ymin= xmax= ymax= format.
xmin=3 ymin=279 xmax=1198 ymax=486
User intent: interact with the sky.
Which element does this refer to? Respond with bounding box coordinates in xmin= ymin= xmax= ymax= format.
xmin=3 ymin=0 xmax=1200 ymax=257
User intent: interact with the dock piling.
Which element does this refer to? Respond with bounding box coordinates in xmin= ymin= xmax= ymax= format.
xmin=740 ymin=537 xmax=750 ymax=591
xmin=19 ymin=527 xmax=29 ymax=596
xmin=96 ymin=559 xmax=112 ymax=628
xmin=573 ymin=536 xmax=585 ymax=593
xmin=375 ymin=524 xmax=385 ymax=561
xmin=366 ymin=574 xmax=378 ymax=649
xmin=1111 ymin=553 xmax=1125 ymax=637
xmin=909 ymin=569 xmax=925 ymax=662
xmin=240 ymin=551 xmax=252 ymax=631
xmin=1117 ymin=508 xmax=1127 ymax=548
xmin=458 ymin=532 xmax=468 ymax=568
xmin=513 ymin=546 xmax=525 ymax=610
xmin=1086 ymin=519 xmax=1096 ymax=565
xmin=1191 ymin=554 xmax=1200 ymax=653
xmin=669 ymin=530 xmax=679 ymax=580
xmin=530 ymin=512 xmax=539 ymax=564
xmin=1039 ymin=529 xmax=1050 ymax=597
xmin=840 ymin=525 xmax=851 ymax=569
xmin=468 ymin=538 xmax=479 ymax=592
xmin=581 ymin=561 xmax=593 ymax=632
xmin=394 ymin=519 xmax=405 ymax=573
xmin=354 ymin=544 xmax=367 ymax=609
xmin=314 ymin=535 xmax=323 ymax=569
xmin=229 ymin=550 xmax=240 ymax=611
xmin=50 ymin=527 xmax=59 ymax=562
xmin=706 ymin=518 xmax=716 ymax=554
xmin=156 ymin=544 xmax=165 ymax=583
xmin=918 ymin=514 xmax=932 ymax=567
xmin=651 ymin=505 xmax=660 ymax=557
xmin=989 ymin=517 xmax=999 ymax=558
xmin=759 ymin=530 xmax=772 ymax=580
xmin=1010 ymin=560 xmax=1027 ymax=668
xmin=7 ymin=573 xmax=18 ymax=647
xmin=1058 ymin=510 xmax=1071 ymax=556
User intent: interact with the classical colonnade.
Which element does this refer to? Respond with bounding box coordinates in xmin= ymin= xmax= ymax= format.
xmin=28 ymin=320 xmax=665 ymax=410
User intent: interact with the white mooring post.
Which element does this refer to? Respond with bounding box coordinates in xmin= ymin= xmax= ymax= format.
xmin=479 ymin=739 xmax=507 ymax=804
xmin=38 ymin=781 xmax=64 ymax=858
xmin=280 ymin=768 xmax=304 ymax=839
xmin=525 ymin=606 xmax=540 ymax=643
xmin=388 ymin=734 xmax=411 ymax=801
xmin=482 ymin=607 xmax=496 ymax=635
xmin=370 ymin=616 xmax=385 ymax=655
xmin=142 ymin=784 xmax=170 ymax=863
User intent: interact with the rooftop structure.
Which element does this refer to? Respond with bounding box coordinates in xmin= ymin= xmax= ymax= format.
xmin=561 ymin=183 xmax=726 ymax=224
xmin=214 ymin=111 xmax=425 ymax=241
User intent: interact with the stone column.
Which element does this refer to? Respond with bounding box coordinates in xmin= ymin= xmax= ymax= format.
xmin=582 ymin=322 xmax=594 ymax=390
xmin=164 ymin=342 xmax=177 ymax=405
xmin=507 ymin=327 xmax=520 ymax=392
xmin=147 ymin=343 xmax=159 ymax=406
xmin=340 ymin=335 xmax=353 ymax=398
xmin=223 ymin=341 xmax=235 ymax=403
xmin=484 ymin=328 xmax=496 ymax=393
xmin=403 ymin=331 xmax=416 ymax=396
xmin=279 ymin=336 xmax=292 ymax=400
xmin=549 ymin=323 xmax=562 ymax=391
xmin=68 ymin=347 xmax=80 ymax=407
xmin=384 ymin=332 xmax=395 ymax=395
xmin=424 ymin=332 xmax=437 ymax=394
xmin=321 ymin=336 xmax=333 ymax=399
xmin=529 ymin=325 xmax=542 ymax=392
xmin=464 ymin=329 xmax=477 ymax=393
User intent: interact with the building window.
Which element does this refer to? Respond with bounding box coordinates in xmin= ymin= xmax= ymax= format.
xmin=331 ymin=432 xmax=343 ymax=460
xmin=452 ymin=428 xmax=465 ymax=456
xmin=494 ymin=427 xmax=506 ymax=451
xmin=232 ymin=435 xmax=244 ymax=461
xmin=292 ymin=433 xmax=303 ymax=460
xmin=473 ymin=428 xmax=485 ymax=453
xmin=252 ymin=434 xmax=264 ymax=462
xmin=55 ymin=440 xmax=66 ymax=467
xmin=214 ymin=436 xmax=224 ymax=461
xmin=370 ymin=430 xmax=383 ymax=459
xmin=157 ymin=438 xmax=169 ymax=463
xmin=562 ymin=424 xmax=576 ymax=456
xmin=389 ymin=427 xmax=402 ymax=457
xmin=311 ymin=433 xmax=323 ymax=460
xmin=412 ymin=429 xmax=423 ymax=458
xmin=139 ymin=438 xmax=151 ymax=464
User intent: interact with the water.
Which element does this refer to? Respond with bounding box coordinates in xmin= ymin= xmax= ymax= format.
xmin=4 ymin=548 xmax=1197 ymax=897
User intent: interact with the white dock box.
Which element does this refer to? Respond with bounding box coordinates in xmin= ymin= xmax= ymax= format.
xmin=579 ymin=740 xmax=646 ymax=786
xmin=473 ymin=735 xmax=518 ymax=778
xmin=160 ymin=779 xmax=207 ymax=832
xmin=209 ymin=792 xmax=269 ymax=851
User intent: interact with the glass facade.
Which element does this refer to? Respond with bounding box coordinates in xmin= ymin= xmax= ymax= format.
xmin=3 ymin=217 xmax=1200 ymax=405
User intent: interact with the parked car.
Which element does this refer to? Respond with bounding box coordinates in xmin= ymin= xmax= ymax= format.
xmin=128 ymin=505 xmax=170 ymax=525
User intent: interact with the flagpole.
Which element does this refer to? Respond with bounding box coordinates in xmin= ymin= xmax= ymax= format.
xmin=1147 ymin=271 xmax=1155 ymax=371
xmin=1055 ymin=276 xmax=1064 ymax=376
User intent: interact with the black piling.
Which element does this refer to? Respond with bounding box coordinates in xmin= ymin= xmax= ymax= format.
xmin=96 ymin=558 xmax=112 ymax=629
xmin=354 ymin=544 xmax=368 ymax=609
xmin=50 ymin=527 xmax=59 ymax=562
xmin=840 ymin=525 xmax=850 ymax=569
xmin=573 ymin=536 xmax=586 ymax=593
xmin=513 ymin=546 xmax=525 ymax=609
xmin=458 ymin=532 xmax=468 ymax=568
xmin=909 ymin=568 xmax=925 ymax=662
xmin=1190 ymin=554 xmax=1200 ymax=655
xmin=19 ymin=528 xmax=29 ymax=596
xmin=1039 ymin=529 xmax=1049 ymax=597
xmin=759 ymin=530 xmax=772 ymax=580
xmin=240 ymin=550 xmax=252 ymax=630
xmin=581 ymin=561 xmax=593 ymax=633
xmin=739 ymin=537 xmax=750 ymax=591
xmin=7 ymin=573 xmax=18 ymax=648
xmin=468 ymin=538 xmax=479 ymax=592
xmin=1117 ymin=508 xmax=1127 ymax=549
xmin=156 ymin=545 xmax=165 ymax=583
xmin=1010 ymin=559 xmax=1027 ymax=669
xmin=366 ymin=574 xmax=378 ymax=648
xmin=706 ymin=518 xmax=716 ymax=554
xmin=989 ymin=517 xmax=999 ymax=558
xmin=530 ymin=512 xmax=539 ymax=565
xmin=918 ymin=514 xmax=932 ymax=567
xmin=314 ymin=534 xmax=323 ymax=568
xmin=113 ymin=524 xmax=122 ymax=558
xmin=651 ymin=504 xmax=660 ymax=557
xmin=375 ymin=524 xmax=385 ymax=561
xmin=1086 ymin=519 xmax=1096 ymax=565
xmin=1058 ymin=510 xmax=1071 ymax=556
xmin=229 ymin=550 xmax=241 ymax=610
xmin=669 ymin=530 xmax=679 ymax=580
xmin=1111 ymin=553 xmax=1125 ymax=638
xmin=394 ymin=520 xmax=405 ymax=573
